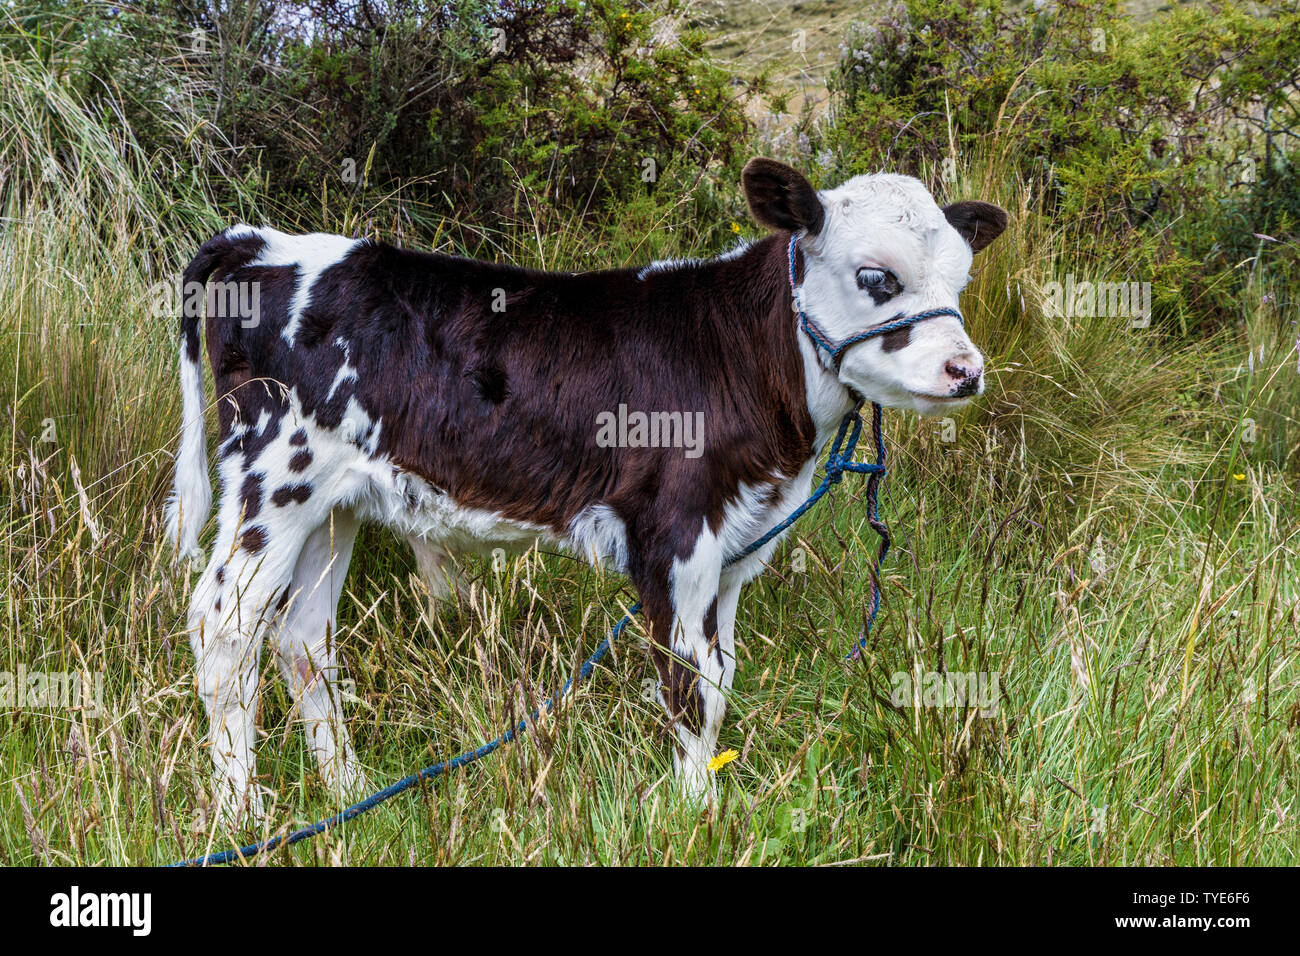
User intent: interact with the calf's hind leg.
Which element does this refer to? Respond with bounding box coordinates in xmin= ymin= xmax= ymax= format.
xmin=190 ymin=417 xmax=362 ymax=822
xmin=271 ymin=510 xmax=365 ymax=795
xmin=189 ymin=510 xmax=309 ymax=823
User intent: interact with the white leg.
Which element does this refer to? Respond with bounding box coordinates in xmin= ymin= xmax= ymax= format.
xmin=190 ymin=516 xmax=306 ymax=823
xmin=715 ymin=573 xmax=743 ymax=694
xmin=272 ymin=510 xmax=365 ymax=795
xmin=663 ymin=528 xmax=726 ymax=803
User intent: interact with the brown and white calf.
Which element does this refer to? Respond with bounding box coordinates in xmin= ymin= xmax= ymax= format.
xmin=166 ymin=158 xmax=1007 ymax=818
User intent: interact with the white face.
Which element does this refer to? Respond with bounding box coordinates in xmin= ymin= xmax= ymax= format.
xmin=798 ymin=174 xmax=986 ymax=416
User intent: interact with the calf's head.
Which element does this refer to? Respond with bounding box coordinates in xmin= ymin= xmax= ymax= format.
xmin=743 ymin=158 xmax=1007 ymax=415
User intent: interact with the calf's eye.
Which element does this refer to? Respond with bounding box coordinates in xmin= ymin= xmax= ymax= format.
xmin=857 ymin=268 xmax=887 ymax=290
xmin=856 ymin=267 xmax=901 ymax=302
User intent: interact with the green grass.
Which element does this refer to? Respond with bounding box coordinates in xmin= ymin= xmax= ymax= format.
xmin=4 ymin=392 xmax=1297 ymax=865
xmin=1 ymin=3 xmax=1298 ymax=866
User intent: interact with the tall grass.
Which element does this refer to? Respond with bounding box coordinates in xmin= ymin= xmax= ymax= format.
xmin=1 ymin=20 xmax=1297 ymax=865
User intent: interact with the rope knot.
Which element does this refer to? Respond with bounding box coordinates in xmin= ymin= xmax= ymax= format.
xmin=825 ymin=453 xmax=848 ymax=481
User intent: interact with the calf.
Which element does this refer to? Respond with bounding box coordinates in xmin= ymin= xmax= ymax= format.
xmin=165 ymin=159 xmax=1007 ymax=819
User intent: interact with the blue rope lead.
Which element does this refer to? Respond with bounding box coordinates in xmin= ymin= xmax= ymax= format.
xmin=172 ymin=407 xmax=882 ymax=867
xmin=172 ymin=234 xmax=954 ymax=866
xmin=174 ymin=607 xmax=640 ymax=866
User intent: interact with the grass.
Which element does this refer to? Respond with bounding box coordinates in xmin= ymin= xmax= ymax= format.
xmin=1 ymin=3 xmax=1299 ymax=866
xmin=703 ymin=0 xmax=865 ymax=125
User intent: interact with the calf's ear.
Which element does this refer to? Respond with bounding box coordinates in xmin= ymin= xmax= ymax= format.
xmin=743 ymin=158 xmax=826 ymax=235
xmin=943 ymin=201 xmax=1009 ymax=253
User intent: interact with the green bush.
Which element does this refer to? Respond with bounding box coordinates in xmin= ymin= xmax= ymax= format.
xmin=63 ymin=0 xmax=749 ymax=237
xmin=823 ymin=0 xmax=1300 ymax=333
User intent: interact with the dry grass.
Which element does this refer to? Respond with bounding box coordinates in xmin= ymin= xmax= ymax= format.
xmin=1 ymin=3 xmax=1298 ymax=866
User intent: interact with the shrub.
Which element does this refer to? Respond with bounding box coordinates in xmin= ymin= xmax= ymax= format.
xmin=67 ymin=0 xmax=750 ymax=235
xmin=822 ymin=0 xmax=1300 ymax=332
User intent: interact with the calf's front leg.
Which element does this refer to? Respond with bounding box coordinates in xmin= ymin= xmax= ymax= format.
xmin=636 ymin=524 xmax=728 ymax=802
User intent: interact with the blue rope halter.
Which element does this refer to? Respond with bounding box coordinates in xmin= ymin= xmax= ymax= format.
xmin=170 ymin=234 xmax=959 ymax=867
xmin=788 ymin=233 xmax=964 ymax=374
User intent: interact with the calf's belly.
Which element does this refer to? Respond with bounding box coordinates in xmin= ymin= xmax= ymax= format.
xmin=351 ymin=457 xmax=563 ymax=560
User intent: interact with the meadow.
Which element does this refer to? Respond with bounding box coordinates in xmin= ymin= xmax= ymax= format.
xmin=1 ymin=0 xmax=1298 ymax=865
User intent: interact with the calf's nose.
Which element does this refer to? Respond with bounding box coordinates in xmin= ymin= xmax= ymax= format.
xmin=944 ymin=354 xmax=984 ymax=397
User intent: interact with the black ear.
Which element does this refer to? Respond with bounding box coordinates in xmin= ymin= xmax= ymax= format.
xmin=742 ymin=158 xmax=825 ymax=235
xmin=943 ymin=201 xmax=1009 ymax=253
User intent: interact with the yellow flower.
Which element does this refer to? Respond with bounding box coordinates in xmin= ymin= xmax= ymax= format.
xmin=730 ymin=221 xmax=741 ymax=233
xmin=708 ymin=749 xmax=739 ymax=772
xmin=1233 ymin=473 xmax=1245 ymax=481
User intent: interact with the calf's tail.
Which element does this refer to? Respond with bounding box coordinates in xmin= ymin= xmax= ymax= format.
xmin=164 ymin=232 xmax=245 ymax=562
